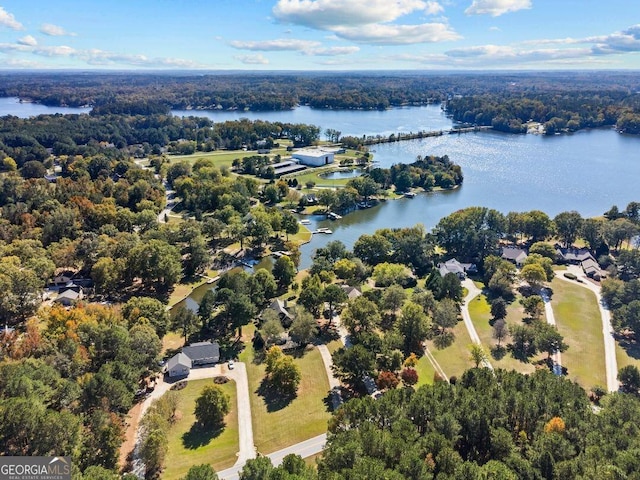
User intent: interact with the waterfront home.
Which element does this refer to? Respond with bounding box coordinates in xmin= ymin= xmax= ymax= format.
xmin=438 ymin=258 xmax=477 ymax=279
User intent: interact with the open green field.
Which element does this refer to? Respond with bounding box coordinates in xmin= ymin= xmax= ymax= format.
xmin=239 ymin=343 xmax=331 ymax=454
xmin=163 ymin=379 xmax=239 ymax=480
xmin=426 ymin=319 xmax=475 ymax=380
xmin=550 ymin=278 xmax=606 ymax=389
xmin=414 ymin=352 xmax=436 ymax=386
xmin=467 ymin=293 xmax=538 ymax=374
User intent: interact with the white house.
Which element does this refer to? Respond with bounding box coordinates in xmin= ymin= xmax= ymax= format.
xmin=167 ymin=352 xmax=192 ymax=378
xmin=292 ymin=148 xmax=334 ymax=167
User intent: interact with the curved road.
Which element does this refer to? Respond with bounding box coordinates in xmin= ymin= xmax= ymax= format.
xmin=461 ymin=278 xmax=494 ymax=370
xmin=556 ymin=266 xmax=618 ymax=392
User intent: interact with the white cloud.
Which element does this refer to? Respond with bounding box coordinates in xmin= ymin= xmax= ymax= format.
xmin=17 ymin=35 xmax=37 ymax=46
xmin=0 ymin=42 xmax=31 ymax=53
xmin=424 ymin=1 xmax=444 ymax=15
xmin=304 ymin=46 xmax=360 ymax=56
xmin=590 ymin=24 xmax=640 ymax=54
xmin=229 ymin=38 xmax=320 ymax=51
xmin=332 ymin=22 xmax=461 ymax=45
xmin=234 ymin=54 xmax=269 ymax=65
xmin=273 ymin=0 xmax=428 ymax=28
xmin=40 ymin=23 xmax=76 ymax=36
xmin=489 ymin=26 xmax=501 ymax=31
xmin=465 ymin=0 xmax=531 ymax=17
xmin=0 ymin=7 xmax=23 ymax=30
xmin=272 ymin=0 xmax=459 ymax=46
xmin=32 ymin=45 xmax=76 ymax=57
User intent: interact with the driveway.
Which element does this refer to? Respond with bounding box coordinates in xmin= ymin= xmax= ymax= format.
xmin=540 ymin=288 xmax=563 ymax=369
xmin=131 ymin=362 xmax=255 ymax=479
xmin=556 ymin=266 xmax=618 ymax=392
xmin=461 ymin=278 xmax=493 ymax=370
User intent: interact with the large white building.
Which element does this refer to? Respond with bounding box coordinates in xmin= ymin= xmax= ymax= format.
xmin=292 ymin=148 xmax=335 ymax=167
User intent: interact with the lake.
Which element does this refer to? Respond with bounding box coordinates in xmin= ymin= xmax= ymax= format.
xmin=1 ymin=97 xmax=638 ymax=274
xmin=172 ymin=104 xmax=452 ymax=138
xmin=0 ymin=97 xmax=90 ymax=117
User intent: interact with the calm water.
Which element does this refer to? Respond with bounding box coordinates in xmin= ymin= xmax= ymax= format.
xmin=298 ymin=128 xmax=640 ymax=269
xmin=320 ymin=168 xmax=364 ymax=180
xmin=1 ymin=98 xmax=638 ymax=277
xmin=171 ymin=104 xmax=452 ymax=138
xmin=0 ymin=97 xmax=90 ymax=117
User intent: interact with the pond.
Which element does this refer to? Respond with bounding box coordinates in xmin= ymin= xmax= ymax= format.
xmin=319 ymin=168 xmax=365 ymax=180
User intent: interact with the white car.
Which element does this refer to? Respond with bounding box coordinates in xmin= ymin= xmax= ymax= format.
xmin=228 ymin=360 xmax=235 ymax=370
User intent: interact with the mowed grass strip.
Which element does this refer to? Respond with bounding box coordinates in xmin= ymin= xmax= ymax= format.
xmin=467 ymin=293 xmax=537 ymax=374
xmin=163 ymin=379 xmax=239 ymax=480
xmin=427 ymin=319 xmax=475 ymax=380
xmin=240 ymin=344 xmax=331 ymax=454
xmin=550 ymin=278 xmax=606 ymax=389
xmin=414 ymin=353 xmax=436 ymax=387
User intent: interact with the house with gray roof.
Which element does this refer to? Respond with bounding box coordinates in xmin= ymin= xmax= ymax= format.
xmin=341 ymin=285 xmax=362 ymax=300
xmin=501 ymin=246 xmax=528 ymax=267
xmin=166 ymin=352 xmax=192 ymax=378
xmin=437 ymin=258 xmax=477 ymax=279
xmin=182 ymin=341 xmax=220 ymax=366
xmin=54 ymin=287 xmax=84 ymax=307
xmin=269 ymin=299 xmax=293 ymax=321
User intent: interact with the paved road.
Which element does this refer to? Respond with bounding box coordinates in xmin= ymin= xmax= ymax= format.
xmin=157 ymin=178 xmax=178 ymax=223
xmin=218 ymin=434 xmax=328 ymax=480
xmin=540 ymin=288 xmax=563 ymax=369
xmin=461 ymin=278 xmax=494 ymax=370
xmin=556 ymin=266 xmax=619 ymax=392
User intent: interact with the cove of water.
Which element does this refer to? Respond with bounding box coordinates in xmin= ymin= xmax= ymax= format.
xmin=0 ymin=97 xmax=90 ymax=117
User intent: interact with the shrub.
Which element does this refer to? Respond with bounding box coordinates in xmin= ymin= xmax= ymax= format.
xmin=401 ymin=368 xmax=419 ymax=386
xmin=376 ymin=370 xmax=400 ymax=390
xmin=563 ymin=272 xmax=577 ymax=280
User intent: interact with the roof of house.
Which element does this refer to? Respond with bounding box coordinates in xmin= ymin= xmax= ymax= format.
xmin=556 ymin=246 xmax=594 ymax=262
xmin=438 ymin=258 xmax=475 ymax=276
xmin=293 ymin=149 xmax=333 ymax=158
xmin=55 ymin=289 xmax=83 ymax=302
xmin=167 ymin=352 xmax=192 ymax=371
xmin=270 ymin=299 xmax=293 ymax=319
xmin=501 ymin=247 xmax=528 ymax=263
xmin=341 ymin=285 xmax=362 ymax=299
xmin=182 ymin=341 xmax=220 ymax=362
xmin=582 ymin=258 xmax=601 ymax=274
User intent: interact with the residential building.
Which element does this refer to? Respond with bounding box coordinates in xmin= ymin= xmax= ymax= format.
xmin=437 ymin=258 xmax=477 ymax=279
xmin=501 ymin=246 xmax=528 ymax=266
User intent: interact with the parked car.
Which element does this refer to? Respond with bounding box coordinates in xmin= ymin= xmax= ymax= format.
xmin=228 ymin=360 xmax=235 ymax=370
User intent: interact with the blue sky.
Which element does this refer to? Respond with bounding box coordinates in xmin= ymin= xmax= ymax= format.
xmin=0 ymin=0 xmax=639 ymax=70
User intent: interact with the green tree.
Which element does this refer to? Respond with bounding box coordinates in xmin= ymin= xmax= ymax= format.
xmin=521 ymin=263 xmax=547 ymax=290
xmin=281 ymin=211 xmax=300 ymax=241
xmin=341 ymin=295 xmax=380 ymax=335
xmin=322 ymin=283 xmax=348 ymax=326
xmin=490 ymin=297 xmax=507 ymax=321
xmin=434 ymin=298 xmax=459 ymax=334
xmin=521 ymin=295 xmax=544 ymax=320
xmin=397 ymin=301 xmax=431 ymax=353
xmin=239 ymin=457 xmax=274 ymax=480
xmin=272 ymin=255 xmax=296 ymax=290
xmin=618 ymin=365 xmax=640 ymax=393
xmin=195 ymin=385 xmax=230 ymax=428
xmin=331 ymin=345 xmax=376 ymax=390
xmin=122 ymin=296 xmax=170 ymax=337
xmin=198 ymin=290 xmax=217 ymax=329
xmin=289 ymin=307 xmax=318 ymax=345
xmin=269 ymin=353 xmax=301 ymax=397
xmin=173 ymin=306 xmax=198 ymax=342
xmin=554 ymin=211 xmax=583 ymax=248
xmin=225 ymin=293 xmax=257 ymax=337
xmin=181 ymin=464 xmax=219 ymax=480
xmin=127 ymin=239 xmax=181 ymax=291
xmin=469 ymin=344 xmax=488 ymax=368
xmin=353 ymin=233 xmax=390 ymax=265
xmin=140 ymin=429 xmax=168 ymax=477
xmin=382 ymin=284 xmax=408 ymax=318
xmin=534 ymin=323 xmax=568 ymax=359
xmin=261 ymin=317 xmax=284 ymax=346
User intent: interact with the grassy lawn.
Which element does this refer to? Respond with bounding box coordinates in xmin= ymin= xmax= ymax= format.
xmin=467 ymin=294 xmax=537 ymax=374
xmin=290 ymin=224 xmax=312 ymax=245
xmin=550 ymin=278 xmax=607 ymax=389
xmin=426 ymin=319 xmax=475 ymax=380
xmin=161 ymin=332 xmax=185 ymax=356
xmin=163 ymin=379 xmax=239 ymax=480
xmin=239 ymin=342 xmax=331 ymax=454
xmin=615 ymin=340 xmax=640 ymax=371
xmin=414 ymin=353 xmax=436 ymax=386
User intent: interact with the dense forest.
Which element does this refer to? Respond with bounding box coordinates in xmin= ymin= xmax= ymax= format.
xmin=0 ymin=114 xmax=320 ymax=166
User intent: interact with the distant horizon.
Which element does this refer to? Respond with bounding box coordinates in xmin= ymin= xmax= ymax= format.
xmin=0 ymin=1 xmax=639 ymax=70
